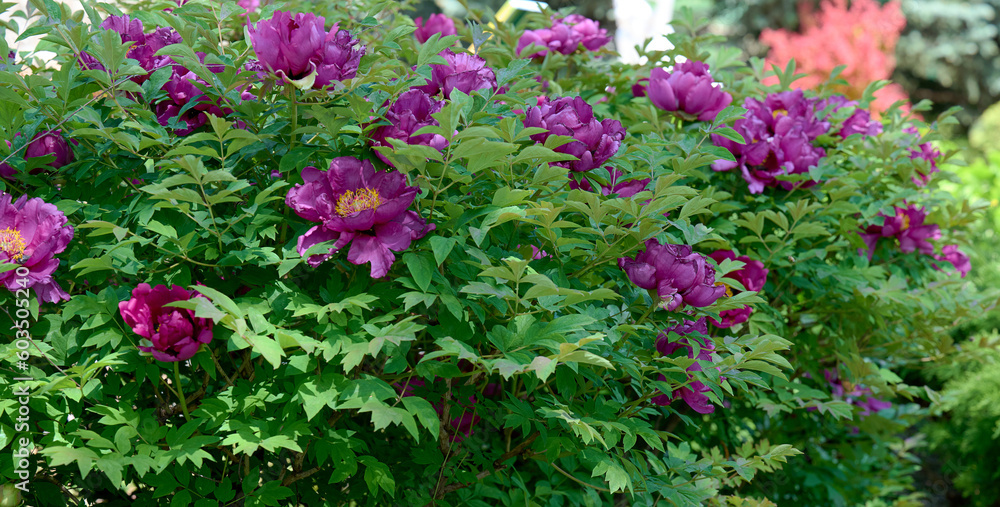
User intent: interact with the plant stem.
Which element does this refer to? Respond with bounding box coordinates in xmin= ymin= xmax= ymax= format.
xmin=288 ymin=87 xmax=299 ymax=150
xmin=174 ymin=361 xmax=192 ymax=420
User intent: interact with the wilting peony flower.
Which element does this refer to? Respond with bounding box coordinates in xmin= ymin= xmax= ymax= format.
xmin=642 ymin=61 xmax=732 ymax=122
xmin=712 ymin=90 xmax=829 ymax=194
xmin=858 ymin=204 xmax=940 ymax=260
xmin=370 ymin=89 xmax=448 ymax=167
xmin=524 ymin=96 xmax=625 ymax=173
xmin=707 ymin=250 xmax=768 ymax=328
xmin=414 ymin=13 xmax=458 ymax=43
xmin=79 ymin=16 xmax=181 ymax=83
xmin=652 ymin=318 xmax=716 ymax=414
xmin=286 ymin=156 xmax=434 ymax=278
xmin=249 ymin=11 xmax=364 ymax=88
xmin=816 ymin=95 xmax=882 ymax=139
xmin=569 ymin=167 xmax=650 ymax=198
xmin=516 ymin=14 xmax=609 ymax=58
xmin=618 ymin=239 xmax=727 ymax=311
xmin=416 ymin=50 xmax=497 ymax=99
xmin=119 ymin=284 xmax=214 ymax=362
xmin=25 ymin=130 xmax=75 ymax=170
xmin=903 ymin=127 xmax=940 ymax=186
xmin=933 ymin=244 xmax=970 ymax=278
xmin=0 ymin=193 xmax=75 ymax=303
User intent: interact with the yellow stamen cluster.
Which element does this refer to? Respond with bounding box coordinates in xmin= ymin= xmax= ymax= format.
xmin=335 ymin=188 xmax=384 ymax=217
xmin=0 ymin=227 xmax=26 ymax=263
xmin=901 ymin=214 xmax=911 ymax=230
xmin=715 ymin=281 xmax=734 ymax=298
xmin=771 ymin=108 xmax=788 ymax=119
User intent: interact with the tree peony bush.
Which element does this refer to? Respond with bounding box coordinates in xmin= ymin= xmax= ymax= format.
xmin=0 ymin=2 xmax=989 ymax=506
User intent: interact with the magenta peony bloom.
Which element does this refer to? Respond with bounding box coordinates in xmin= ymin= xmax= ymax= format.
xmin=820 ymin=369 xmax=891 ymax=418
xmin=569 ymin=167 xmax=650 ymax=198
xmin=153 ymin=54 xmax=255 ymax=136
xmin=707 ymin=250 xmax=768 ymax=328
xmin=237 ymin=0 xmax=259 ymax=13
xmin=414 ymin=13 xmax=458 ymax=43
xmin=0 ymin=193 xmax=75 ymax=303
xmin=817 ymin=95 xmax=882 ymax=139
xmin=858 ymin=204 xmax=940 ymax=260
xmin=652 ymin=317 xmax=716 ymax=414
xmin=712 ymin=90 xmax=829 ymax=194
xmin=80 ymin=16 xmax=181 ymax=83
xmin=25 ymin=130 xmax=75 ymax=170
xmin=314 ymin=26 xmax=365 ymax=88
xmin=370 ymin=89 xmax=449 ymax=167
xmin=903 ymin=127 xmax=940 ymax=186
xmin=249 ymin=12 xmax=364 ymax=88
xmin=516 ymin=14 xmax=609 ymax=58
xmin=618 ymin=239 xmax=727 ymax=311
xmin=933 ymin=244 xmax=970 ymax=277
xmin=119 ymin=284 xmax=213 ymax=362
xmin=524 ymin=96 xmax=625 ymax=173
xmin=643 ymin=61 xmax=733 ymax=122
xmin=416 ymin=50 xmax=497 ymax=99
xmin=285 ymin=156 xmax=434 ymax=278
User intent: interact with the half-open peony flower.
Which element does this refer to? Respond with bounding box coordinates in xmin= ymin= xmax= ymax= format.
xmin=933 ymin=244 xmax=970 ymax=278
xmin=524 ymin=96 xmax=625 ymax=173
xmin=562 ymin=14 xmax=611 ymax=51
xmin=414 ymin=13 xmax=458 ymax=43
xmin=569 ymin=167 xmax=650 ymax=198
xmin=712 ymin=90 xmax=829 ymax=194
xmin=370 ymin=89 xmax=448 ymax=167
xmin=286 ymin=156 xmax=434 ymax=278
xmin=79 ymin=16 xmax=181 ymax=83
xmin=652 ymin=318 xmax=716 ymax=414
xmin=903 ymin=127 xmax=940 ymax=186
xmin=0 ymin=193 xmax=75 ymax=303
xmin=25 ymin=130 xmax=75 ymax=170
xmin=817 ymin=95 xmax=882 ymax=139
xmin=618 ymin=239 xmax=726 ymax=311
xmin=707 ymin=250 xmax=768 ymax=328
xmin=416 ymin=50 xmax=497 ymax=99
xmin=249 ymin=11 xmax=364 ymax=88
xmin=643 ymin=61 xmax=732 ymax=122
xmin=858 ymin=204 xmax=940 ymax=259
xmin=119 ymin=284 xmax=213 ymax=362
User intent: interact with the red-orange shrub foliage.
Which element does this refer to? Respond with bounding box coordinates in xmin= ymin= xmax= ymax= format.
xmin=760 ymin=0 xmax=908 ymax=114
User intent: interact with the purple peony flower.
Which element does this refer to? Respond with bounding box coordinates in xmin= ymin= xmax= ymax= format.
xmin=524 ymin=96 xmax=625 ymax=173
xmin=618 ymin=239 xmax=727 ymax=311
xmin=569 ymin=166 xmax=650 ymax=198
xmin=370 ymin=89 xmax=449 ymax=167
xmin=516 ymin=14 xmax=609 ymax=58
xmin=652 ymin=317 xmax=716 ymax=414
xmin=820 ymin=369 xmax=892 ymax=418
xmin=249 ymin=12 xmax=364 ymax=88
xmin=858 ymin=204 xmax=940 ymax=260
xmin=25 ymin=130 xmax=75 ymax=170
xmin=414 ymin=13 xmax=458 ymax=43
xmin=314 ymin=25 xmax=365 ymax=88
xmin=816 ymin=95 xmax=882 ymax=139
xmin=416 ymin=50 xmax=497 ymax=99
xmin=707 ymin=250 xmax=768 ymax=328
xmin=0 ymin=193 xmax=75 ymax=303
xmin=903 ymin=127 xmax=940 ymax=186
xmin=153 ymin=54 xmax=255 ymax=136
xmin=119 ymin=284 xmax=214 ymax=362
xmin=237 ymin=0 xmax=259 ymax=13
xmin=80 ymin=16 xmax=182 ymax=83
xmin=933 ymin=244 xmax=970 ymax=278
xmin=712 ymin=90 xmax=829 ymax=194
xmin=286 ymin=156 xmax=434 ymax=278
xmin=643 ymin=61 xmax=733 ymax=122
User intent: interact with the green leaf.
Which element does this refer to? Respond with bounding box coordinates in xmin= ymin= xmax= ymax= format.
xmin=403 ymin=252 xmax=435 ymax=292
xmin=358 ymin=456 xmax=396 ymax=496
xmin=402 ymin=396 xmax=440 ymax=439
xmin=429 ymin=236 xmax=457 ymax=266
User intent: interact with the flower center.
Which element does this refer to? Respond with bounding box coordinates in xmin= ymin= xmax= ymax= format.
xmin=715 ymin=281 xmax=733 ymax=298
xmin=771 ymin=108 xmax=788 ymax=119
xmin=0 ymin=227 xmax=26 ymax=263
xmin=901 ymin=215 xmax=911 ymax=230
xmin=335 ymin=188 xmax=384 ymax=217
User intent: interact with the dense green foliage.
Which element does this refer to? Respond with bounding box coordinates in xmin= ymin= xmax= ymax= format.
xmin=0 ymin=0 xmax=991 ymax=506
